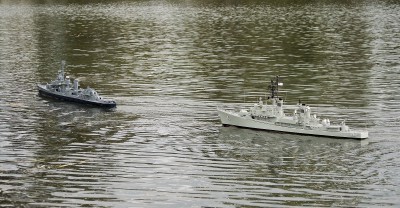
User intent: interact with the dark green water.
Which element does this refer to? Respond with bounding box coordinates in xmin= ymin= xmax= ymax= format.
xmin=1 ymin=0 xmax=400 ymax=207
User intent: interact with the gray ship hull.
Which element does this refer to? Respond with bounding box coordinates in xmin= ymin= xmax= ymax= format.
xmin=38 ymin=84 xmax=116 ymax=108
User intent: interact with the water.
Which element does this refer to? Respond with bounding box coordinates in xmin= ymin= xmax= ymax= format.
xmin=1 ymin=0 xmax=400 ymax=207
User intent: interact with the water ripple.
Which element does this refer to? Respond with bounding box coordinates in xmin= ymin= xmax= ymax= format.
xmin=1 ymin=1 xmax=400 ymax=207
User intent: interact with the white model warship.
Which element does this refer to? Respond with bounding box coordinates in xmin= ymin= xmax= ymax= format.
xmin=217 ymin=76 xmax=368 ymax=139
xmin=37 ymin=61 xmax=117 ymax=108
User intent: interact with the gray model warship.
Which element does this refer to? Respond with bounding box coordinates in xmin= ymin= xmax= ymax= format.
xmin=217 ymin=76 xmax=368 ymax=139
xmin=37 ymin=61 xmax=117 ymax=108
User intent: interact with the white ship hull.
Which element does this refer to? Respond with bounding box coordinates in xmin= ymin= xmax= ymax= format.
xmin=218 ymin=109 xmax=368 ymax=139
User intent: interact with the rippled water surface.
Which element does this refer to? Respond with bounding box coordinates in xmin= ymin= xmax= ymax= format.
xmin=1 ymin=0 xmax=400 ymax=207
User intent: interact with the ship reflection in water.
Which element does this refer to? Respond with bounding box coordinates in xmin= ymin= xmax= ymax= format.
xmin=1 ymin=0 xmax=400 ymax=207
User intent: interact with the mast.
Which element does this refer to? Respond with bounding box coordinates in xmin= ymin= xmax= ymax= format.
xmin=268 ymin=76 xmax=281 ymax=99
xmin=58 ymin=60 xmax=66 ymax=81
xmin=276 ymin=75 xmax=279 ymax=98
xmin=61 ymin=60 xmax=66 ymax=80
